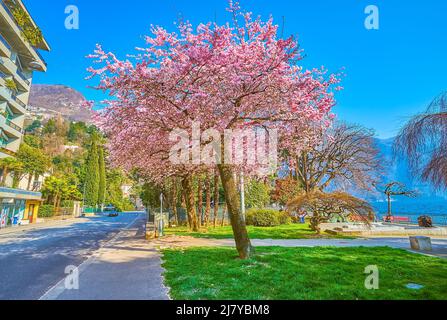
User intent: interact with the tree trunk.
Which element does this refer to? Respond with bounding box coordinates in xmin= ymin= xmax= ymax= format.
xmin=172 ymin=181 xmax=179 ymax=226
xmin=386 ymin=194 xmax=392 ymax=222
xmin=181 ymin=191 xmax=191 ymax=228
xmin=218 ymin=164 xmax=253 ymax=259
xmin=182 ymin=176 xmax=199 ymax=232
xmin=310 ymin=217 xmax=321 ymax=234
xmin=221 ymin=204 xmax=227 ymax=227
xmin=387 ymin=194 xmax=392 ymax=217
xmin=1 ymin=168 xmax=8 ymax=186
xmin=204 ymin=175 xmax=211 ymax=227
xmin=213 ymin=170 xmax=220 ymax=228
xmin=57 ymin=197 xmax=62 ymax=211
xmin=53 ymin=194 xmax=59 ymax=208
xmin=197 ymin=177 xmax=203 ymax=227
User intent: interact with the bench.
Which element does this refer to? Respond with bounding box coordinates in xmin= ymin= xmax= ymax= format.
xmin=383 ymin=216 xmax=410 ymax=223
xmin=409 ymin=236 xmax=432 ymax=251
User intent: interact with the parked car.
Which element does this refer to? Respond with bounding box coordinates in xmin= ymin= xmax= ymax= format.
xmin=103 ymin=206 xmax=119 ymax=217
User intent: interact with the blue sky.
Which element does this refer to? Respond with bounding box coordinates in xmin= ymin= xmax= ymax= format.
xmin=24 ymin=0 xmax=447 ymax=138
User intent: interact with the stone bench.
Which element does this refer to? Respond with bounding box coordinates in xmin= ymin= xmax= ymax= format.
xmin=409 ymin=236 xmax=432 ymax=251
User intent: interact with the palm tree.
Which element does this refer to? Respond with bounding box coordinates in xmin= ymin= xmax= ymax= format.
xmin=395 ymin=92 xmax=447 ymax=190
xmin=0 ymin=157 xmax=23 ymax=187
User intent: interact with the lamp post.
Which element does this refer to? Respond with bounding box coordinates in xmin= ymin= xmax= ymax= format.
xmin=159 ymin=193 xmax=164 ymax=237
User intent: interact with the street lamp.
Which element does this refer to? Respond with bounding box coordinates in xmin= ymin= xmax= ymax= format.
xmin=159 ymin=193 xmax=165 ymax=237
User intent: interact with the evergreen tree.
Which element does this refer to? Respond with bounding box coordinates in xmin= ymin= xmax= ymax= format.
xmin=84 ymin=138 xmax=100 ymax=207
xmin=98 ymin=146 xmax=106 ymax=206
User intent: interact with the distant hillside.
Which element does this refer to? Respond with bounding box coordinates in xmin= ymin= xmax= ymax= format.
xmin=29 ymin=84 xmax=93 ymax=123
xmin=372 ymin=138 xmax=446 ymax=201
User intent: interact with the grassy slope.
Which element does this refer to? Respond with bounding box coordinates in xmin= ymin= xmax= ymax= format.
xmin=165 ymin=224 xmax=350 ymax=239
xmin=162 ymin=247 xmax=447 ymax=300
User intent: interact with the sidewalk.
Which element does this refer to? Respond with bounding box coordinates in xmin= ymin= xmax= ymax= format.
xmin=0 ymin=217 xmax=83 ymax=236
xmin=40 ymin=214 xmax=170 ymax=300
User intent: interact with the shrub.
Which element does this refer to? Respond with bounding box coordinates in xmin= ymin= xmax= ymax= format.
xmin=418 ymin=215 xmax=433 ymax=228
xmin=38 ymin=205 xmax=55 ymax=218
xmin=109 ymin=198 xmax=135 ymax=212
xmin=279 ymin=212 xmax=292 ymax=225
xmin=246 ymin=209 xmax=291 ymax=227
xmin=245 ymin=180 xmax=271 ymax=209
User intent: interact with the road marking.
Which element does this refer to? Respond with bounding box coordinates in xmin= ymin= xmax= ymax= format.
xmin=39 ymin=212 xmax=145 ymax=300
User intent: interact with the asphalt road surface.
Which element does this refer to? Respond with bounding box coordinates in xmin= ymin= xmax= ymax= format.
xmin=0 ymin=212 xmax=144 ymax=300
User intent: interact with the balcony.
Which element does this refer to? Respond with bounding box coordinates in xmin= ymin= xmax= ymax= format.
xmin=0 ymin=1 xmax=15 ymax=23
xmin=0 ymin=56 xmax=30 ymax=91
xmin=0 ymin=33 xmax=11 ymax=50
xmin=0 ymin=187 xmax=42 ymax=200
xmin=0 ymin=32 xmax=11 ymax=57
xmin=0 ymin=111 xmax=23 ymax=138
xmin=10 ymin=92 xmax=26 ymax=108
xmin=0 ymin=0 xmax=48 ymax=71
xmin=32 ymin=47 xmax=47 ymax=67
xmin=5 ymin=118 xmax=22 ymax=133
xmin=15 ymin=68 xmax=30 ymax=85
xmin=0 ymin=145 xmax=15 ymax=156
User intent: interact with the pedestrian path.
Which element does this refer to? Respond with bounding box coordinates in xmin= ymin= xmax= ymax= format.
xmin=40 ymin=214 xmax=170 ymax=300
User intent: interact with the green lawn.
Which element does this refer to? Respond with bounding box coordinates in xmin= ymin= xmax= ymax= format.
xmin=165 ymin=224 xmax=350 ymax=239
xmin=162 ymin=247 xmax=447 ymax=300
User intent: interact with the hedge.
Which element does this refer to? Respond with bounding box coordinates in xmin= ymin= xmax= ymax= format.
xmin=246 ymin=208 xmax=291 ymax=227
xmin=38 ymin=205 xmax=55 ymax=218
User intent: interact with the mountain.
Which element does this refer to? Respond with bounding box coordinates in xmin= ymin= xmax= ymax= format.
xmin=28 ymin=84 xmax=93 ymax=123
xmin=372 ymin=137 xmax=447 ymax=201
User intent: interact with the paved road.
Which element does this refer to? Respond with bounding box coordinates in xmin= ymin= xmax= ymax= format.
xmin=0 ymin=212 xmax=144 ymax=300
xmin=41 ymin=214 xmax=169 ymax=300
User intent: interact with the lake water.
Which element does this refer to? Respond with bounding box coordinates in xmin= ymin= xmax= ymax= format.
xmin=372 ymin=199 xmax=447 ymax=226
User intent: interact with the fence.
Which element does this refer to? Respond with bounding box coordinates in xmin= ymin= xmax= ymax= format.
xmin=149 ymin=202 xmax=230 ymax=227
xmin=48 ymin=207 xmax=75 ymax=220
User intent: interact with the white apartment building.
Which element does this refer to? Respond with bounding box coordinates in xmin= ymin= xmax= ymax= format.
xmin=0 ymin=0 xmax=49 ymax=227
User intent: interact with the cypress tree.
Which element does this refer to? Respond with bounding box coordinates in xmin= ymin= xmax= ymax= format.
xmin=98 ymin=146 xmax=107 ymax=206
xmin=84 ymin=138 xmax=100 ymax=207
